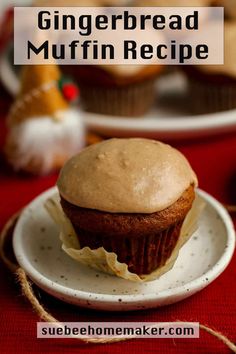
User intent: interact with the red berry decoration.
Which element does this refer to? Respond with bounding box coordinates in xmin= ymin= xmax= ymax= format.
xmin=62 ymin=83 xmax=79 ymax=102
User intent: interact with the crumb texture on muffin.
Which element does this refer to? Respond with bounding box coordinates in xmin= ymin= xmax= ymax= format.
xmin=60 ymin=185 xmax=195 ymax=236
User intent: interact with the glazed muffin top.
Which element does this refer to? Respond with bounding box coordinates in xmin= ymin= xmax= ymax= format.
xmin=57 ymin=138 xmax=197 ymax=213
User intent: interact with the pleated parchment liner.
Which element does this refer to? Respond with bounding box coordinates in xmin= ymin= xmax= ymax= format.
xmin=45 ymin=194 xmax=205 ymax=282
xmin=1 ymin=205 xmax=236 ymax=349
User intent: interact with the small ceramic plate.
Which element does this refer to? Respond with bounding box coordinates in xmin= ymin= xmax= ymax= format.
xmin=13 ymin=187 xmax=235 ymax=311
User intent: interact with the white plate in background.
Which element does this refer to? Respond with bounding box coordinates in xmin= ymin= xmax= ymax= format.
xmin=84 ymin=106 xmax=236 ymax=140
xmin=13 ymin=187 xmax=235 ymax=311
xmin=1 ymin=44 xmax=236 ymax=139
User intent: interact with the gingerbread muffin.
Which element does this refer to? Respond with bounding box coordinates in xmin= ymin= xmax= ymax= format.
xmin=184 ymin=22 xmax=236 ymax=114
xmin=57 ymin=138 xmax=198 ymax=275
xmin=63 ymin=28 xmax=165 ymax=117
xmin=65 ymin=65 xmax=163 ymax=117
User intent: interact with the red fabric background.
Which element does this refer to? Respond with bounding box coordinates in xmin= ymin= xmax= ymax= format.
xmin=0 ymin=84 xmax=236 ymax=354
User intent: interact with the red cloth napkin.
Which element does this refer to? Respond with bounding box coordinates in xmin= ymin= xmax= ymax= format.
xmin=0 ymin=83 xmax=236 ymax=354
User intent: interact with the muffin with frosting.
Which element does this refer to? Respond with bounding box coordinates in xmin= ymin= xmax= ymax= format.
xmin=57 ymin=138 xmax=197 ymax=275
xmin=33 ymin=0 xmax=165 ymax=116
xmin=62 ymin=15 xmax=165 ymax=117
xmin=184 ymin=22 xmax=236 ymax=113
xmin=68 ymin=64 xmax=164 ymax=117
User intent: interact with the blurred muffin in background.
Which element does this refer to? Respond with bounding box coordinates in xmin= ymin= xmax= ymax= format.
xmin=184 ymin=22 xmax=236 ymax=114
xmin=133 ymin=0 xmax=212 ymax=82
xmin=63 ymin=21 xmax=165 ymax=117
xmin=33 ymin=0 xmax=164 ymax=117
xmin=65 ymin=64 xmax=164 ymax=117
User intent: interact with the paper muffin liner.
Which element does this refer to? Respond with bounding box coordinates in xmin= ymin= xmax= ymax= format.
xmin=45 ymin=194 xmax=205 ymax=282
xmin=78 ymin=79 xmax=156 ymax=117
xmin=71 ymin=221 xmax=184 ymax=275
xmin=188 ymin=79 xmax=236 ymax=114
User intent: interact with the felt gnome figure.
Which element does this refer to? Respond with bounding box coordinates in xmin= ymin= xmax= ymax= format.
xmin=5 ymin=64 xmax=85 ymax=175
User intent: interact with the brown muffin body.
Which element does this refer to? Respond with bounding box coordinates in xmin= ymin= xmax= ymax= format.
xmin=65 ymin=65 xmax=163 ymax=88
xmin=57 ymin=138 xmax=198 ymax=276
xmin=63 ymin=65 xmax=162 ymax=117
xmin=183 ymin=22 xmax=236 ymax=114
xmin=60 ymin=185 xmax=195 ymax=274
xmin=61 ymin=185 xmax=194 ymax=236
xmin=183 ymin=66 xmax=236 ymax=114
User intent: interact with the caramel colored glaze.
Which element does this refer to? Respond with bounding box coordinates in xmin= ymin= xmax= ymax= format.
xmin=57 ymin=138 xmax=197 ymax=213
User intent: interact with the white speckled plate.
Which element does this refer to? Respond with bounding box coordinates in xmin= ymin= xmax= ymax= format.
xmin=13 ymin=187 xmax=235 ymax=311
